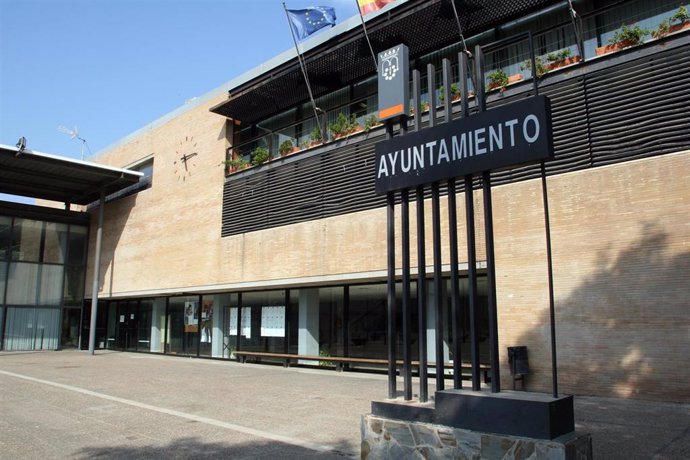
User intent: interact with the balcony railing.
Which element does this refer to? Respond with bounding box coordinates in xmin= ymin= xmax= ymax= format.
xmin=225 ymin=0 xmax=689 ymax=176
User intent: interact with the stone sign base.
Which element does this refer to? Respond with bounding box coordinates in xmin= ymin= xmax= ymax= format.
xmin=361 ymin=414 xmax=592 ymax=460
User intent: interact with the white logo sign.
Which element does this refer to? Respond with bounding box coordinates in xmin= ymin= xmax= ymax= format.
xmin=381 ymin=47 xmax=400 ymax=81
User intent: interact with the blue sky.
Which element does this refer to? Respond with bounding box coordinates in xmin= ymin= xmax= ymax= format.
xmin=0 ymin=0 xmax=360 ymax=165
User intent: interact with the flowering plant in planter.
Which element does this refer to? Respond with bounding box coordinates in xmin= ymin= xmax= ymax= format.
xmin=250 ymin=146 xmax=270 ymax=166
xmin=486 ymin=68 xmax=509 ymax=91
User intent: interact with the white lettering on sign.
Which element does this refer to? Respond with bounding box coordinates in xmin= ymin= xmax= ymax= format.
xmin=376 ymin=114 xmax=542 ymax=180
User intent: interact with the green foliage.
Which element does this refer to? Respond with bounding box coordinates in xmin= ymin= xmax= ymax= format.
xmin=486 ymin=68 xmax=509 ymax=91
xmin=250 ymin=146 xmax=270 ymax=165
xmin=226 ymin=156 xmax=249 ymax=171
xmin=279 ymin=139 xmax=295 ymax=156
xmin=438 ymin=83 xmax=460 ymax=103
xmin=309 ymin=126 xmax=323 ymax=143
xmin=546 ymin=48 xmax=572 ymax=62
xmin=520 ymin=57 xmax=548 ymax=78
xmin=609 ymin=24 xmax=650 ymax=46
xmin=671 ymin=5 xmax=689 ymax=23
xmin=319 ymin=349 xmax=334 ymax=367
xmin=363 ymin=114 xmax=379 ymax=132
xmin=328 ymin=112 xmax=359 ymax=137
xmin=653 ymin=19 xmax=671 ymax=38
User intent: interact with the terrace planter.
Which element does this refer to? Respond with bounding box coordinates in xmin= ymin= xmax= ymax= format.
xmin=487 ymin=73 xmax=523 ymax=91
xmin=596 ymin=39 xmax=635 ymax=56
xmin=546 ymin=55 xmax=582 ymax=71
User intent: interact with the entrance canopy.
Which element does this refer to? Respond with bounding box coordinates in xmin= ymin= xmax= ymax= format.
xmin=0 ymin=143 xmax=143 ymax=205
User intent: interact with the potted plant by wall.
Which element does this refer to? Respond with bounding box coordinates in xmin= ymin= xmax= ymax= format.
xmin=329 ymin=112 xmax=362 ymax=140
xmin=363 ymin=114 xmax=380 ymax=132
xmin=279 ymin=139 xmax=299 ymax=157
xmin=653 ymin=6 xmax=690 ymax=38
xmin=596 ymin=24 xmax=650 ymax=56
xmin=438 ymin=83 xmax=461 ymax=104
xmin=520 ymin=56 xmax=548 ymax=78
xmin=545 ymin=48 xmax=581 ymax=71
xmin=308 ymin=126 xmax=323 ymax=148
xmin=486 ymin=68 xmax=510 ymax=91
xmin=250 ymin=146 xmax=270 ymax=166
xmin=225 ymin=156 xmax=250 ymax=173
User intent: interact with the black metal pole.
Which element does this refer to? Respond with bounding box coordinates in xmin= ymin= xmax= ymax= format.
xmin=427 ymin=64 xmax=437 ymax=127
xmin=448 ymin=179 xmax=462 ymax=389
xmin=482 ymin=171 xmax=500 ymax=393
xmin=541 ymin=161 xmax=559 ymax=398
xmin=413 ymin=68 xmax=428 ymax=402
xmin=431 ymin=182 xmax=444 ymax=391
xmin=442 ymin=57 xmax=462 ymax=389
xmin=401 ymin=189 xmax=412 ymax=400
xmin=460 ymin=51 xmax=480 ymax=390
xmin=464 ymin=175 xmax=480 ymax=391
xmin=416 ymin=185 xmax=428 ymax=402
xmin=386 ymin=122 xmax=397 ymax=399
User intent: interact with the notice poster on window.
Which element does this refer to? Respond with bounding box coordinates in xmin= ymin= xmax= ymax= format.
xmin=260 ymin=306 xmax=285 ymax=337
xmin=241 ymin=307 xmax=252 ymax=339
xmin=184 ymin=301 xmax=198 ymax=326
xmin=229 ymin=307 xmax=238 ymax=336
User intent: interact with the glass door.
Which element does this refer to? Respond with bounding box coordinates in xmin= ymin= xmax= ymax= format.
xmin=60 ymin=307 xmax=81 ymax=348
xmin=166 ymin=296 xmax=199 ymax=356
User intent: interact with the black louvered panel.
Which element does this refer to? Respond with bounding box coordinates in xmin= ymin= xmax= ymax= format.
xmin=586 ymin=46 xmax=690 ymax=166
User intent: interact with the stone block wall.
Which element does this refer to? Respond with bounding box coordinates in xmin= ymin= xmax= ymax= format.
xmin=361 ymin=414 xmax=593 ymax=460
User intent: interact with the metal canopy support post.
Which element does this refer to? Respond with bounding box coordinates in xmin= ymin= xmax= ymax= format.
xmin=385 ymin=122 xmax=397 ymax=400
xmin=88 ymin=190 xmax=105 ymax=355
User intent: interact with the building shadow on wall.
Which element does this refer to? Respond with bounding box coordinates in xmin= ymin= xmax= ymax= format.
xmin=76 ymin=436 xmax=354 ymax=459
xmin=516 ymin=223 xmax=690 ymax=401
xmin=89 ymin=194 xmax=138 ymax=298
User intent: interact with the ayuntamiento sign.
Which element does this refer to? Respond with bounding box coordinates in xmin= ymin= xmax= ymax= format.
xmin=374 ymin=95 xmax=554 ymax=194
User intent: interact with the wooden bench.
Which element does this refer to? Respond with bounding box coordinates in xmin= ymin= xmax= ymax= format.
xmin=233 ymin=351 xmax=490 ymax=382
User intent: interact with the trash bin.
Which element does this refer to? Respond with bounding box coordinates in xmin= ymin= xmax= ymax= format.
xmin=508 ymin=346 xmax=529 ymax=390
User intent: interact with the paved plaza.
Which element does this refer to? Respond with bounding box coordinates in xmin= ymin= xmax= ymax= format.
xmin=0 ymin=350 xmax=688 ymax=459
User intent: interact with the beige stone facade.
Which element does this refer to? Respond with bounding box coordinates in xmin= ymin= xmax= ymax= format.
xmin=82 ymin=86 xmax=690 ymax=403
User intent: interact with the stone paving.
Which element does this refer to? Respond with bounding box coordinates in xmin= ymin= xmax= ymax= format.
xmin=0 ymin=350 xmax=688 ymax=459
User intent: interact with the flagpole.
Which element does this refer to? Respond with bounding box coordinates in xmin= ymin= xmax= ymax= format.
xmin=283 ymin=3 xmax=325 ymax=139
xmin=355 ymin=0 xmax=379 ymax=71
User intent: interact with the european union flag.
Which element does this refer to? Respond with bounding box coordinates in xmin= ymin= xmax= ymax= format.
xmin=287 ymin=7 xmax=336 ymax=40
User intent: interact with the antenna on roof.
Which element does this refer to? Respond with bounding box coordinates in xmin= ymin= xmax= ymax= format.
xmin=58 ymin=125 xmax=92 ymax=160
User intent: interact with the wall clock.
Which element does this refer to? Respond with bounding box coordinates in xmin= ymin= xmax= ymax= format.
xmin=173 ymin=135 xmax=198 ymax=182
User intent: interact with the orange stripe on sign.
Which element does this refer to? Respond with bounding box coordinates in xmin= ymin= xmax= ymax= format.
xmin=379 ymin=104 xmax=404 ymax=119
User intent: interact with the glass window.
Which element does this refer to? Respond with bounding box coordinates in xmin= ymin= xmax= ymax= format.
xmin=0 ymin=216 xmax=11 ymax=260
xmin=39 ymin=264 xmax=64 ymax=306
xmin=42 ymin=222 xmax=68 ymax=264
xmin=239 ymin=290 xmax=286 ymax=353
xmin=63 ymin=265 xmax=85 ymax=307
xmin=3 ymin=306 xmax=60 ymax=350
xmin=198 ymin=296 xmax=214 ymax=357
xmin=67 ymin=225 xmax=87 ymax=266
xmin=319 ymin=287 xmax=344 ymax=358
xmin=6 ymin=262 xmax=39 ymax=305
xmin=166 ymin=295 xmax=200 ymax=356
xmin=11 ymin=219 xmax=43 ymax=262
xmin=0 ymin=261 xmax=6 ymax=301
